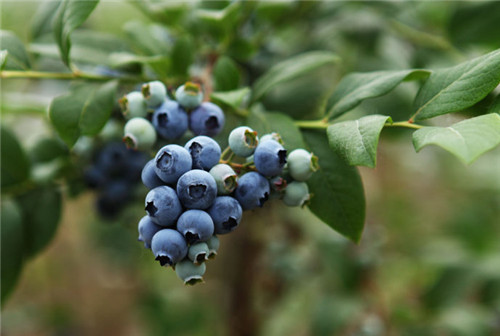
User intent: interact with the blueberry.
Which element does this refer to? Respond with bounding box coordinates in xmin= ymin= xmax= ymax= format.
xmin=206 ymin=235 xmax=220 ymax=259
xmin=287 ymin=149 xmax=319 ymax=181
xmin=208 ymin=196 xmax=243 ymax=235
xmin=152 ymin=101 xmax=188 ymax=140
xmin=188 ymin=242 xmax=210 ymax=264
xmin=141 ymin=159 xmax=164 ymax=189
xmin=176 ymin=170 xmax=217 ymax=209
xmin=282 ymin=181 xmax=310 ymax=207
xmin=119 ymin=91 xmax=148 ymax=119
xmin=145 ymin=186 xmax=182 ymax=227
xmin=96 ymin=142 xmax=129 ymax=176
xmin=259 ymin=132 xmax=283 ymax=145
xmin=175 ymin=259 xmax=206 ymax=285
xmin=137 ymin=215 xmax=162 ymax=249
xmin=151 ymin=229 xmax=188 ymax=266
xmin=228 ymin=126 xmax=259 ymax=157
xmin=185 ymin=136 xmax=221 ymax=171
xmin=96 ymin=180 xmax=132 ymax=218
xmin=154 ymin=145 xmax=192 ymax=184
xmin=209 ymin=164 xmax=238 ymax=195
xmin=189 ymin=102 xmax=225 ymax=137
xmin=142 ymin=81 xmax=167 ymax=108
xmin=177 ymin=210 xmax=215 ymax=244
xmin=175 ymin=82 xmax=203 ymax=109
xmin=254 ymin=140 xmax=287 ymax=177
xmin=234 ymin=171 xmax=270 ymax=210
xmin=124 ymin=149 xmax=150 ymax=183
xmin=84 ymin=166 xmax=107 ymax=189
xmin=123 ymin=118 xmax=157 ymax=151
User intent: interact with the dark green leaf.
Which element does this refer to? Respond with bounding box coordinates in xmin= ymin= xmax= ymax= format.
xmin=488 ymin=95 xmax=500 ymax=114
xmin=79 ymin=81 xmax=118 ymax=135
xmin=0 ymin=30 xmax=31 ymax=69
xmin=412 ymin=113 xmax=500 ymax=164
xmin=30 ymin=0 xmax=62 ymax=40
xmin=170 ymin=35 xmax=194 ymax=77
xmin=52 ymin=0 xmax=99 ymax=66
xmin=1 ymin=126 xmax=30 ymax=189
xmin=213 ymin=56 xmax=240 ymax=91
xmin=251 ymin=51 xmax=340 ymax=103
xmin=327 ymin=115 xmax=392 ymax=168
xmin=412 ymin=49 xmax=500 ymax=121
xmin=326 ymin=70 xmax=430 ymax=120
xmin=17 ymin=186 xmax=62 ymax=258
xmin=304 ymin=130 xmax=365 ymax=243
xmin=1 ymin=199 xmax=24 ymax=305
xmin=28 ymin=137 xmax=69 ymax=164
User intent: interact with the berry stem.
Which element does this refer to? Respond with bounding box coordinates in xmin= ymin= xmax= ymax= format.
xmin=0 ymin=70 xmax=145 ymax=82
xmin=385 ymin=121 xmax=423 ymax=129
xmin=294 ymin=119 xmax=424 ymax=130
xmin=220 ymin=146 xmax=233 ymax=160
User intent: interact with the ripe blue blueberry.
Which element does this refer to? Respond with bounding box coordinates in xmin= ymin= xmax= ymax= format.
xmin=120 ymin=91 xmax=148 ymax=119
xmin=175 ymin=259 xmax=206 ymax=285
xmin=154 ymin=145 xmax=192 ymax=184
xmin=254 ymin=140 xmax=287 ymax=177
xmin=177 ymin=209 xmax=215 ymax=244
xmin=137 ymin=215 xmax=162 ymax=249
xmin=145 ymin=186 xmax=182 ymax=227
xmin=209 ymin=164 xmax=238 ymax=195
xmin=184 ymin=136 xmax=221 ymax=171
xmin=176 ymin=170 xmax=217 ymax=209
xmin=282 ymin=181 xmax=310 ymax=207
xmin=208 ymin=196 xmax=243 ymax=234
xmin=189 ymin=102 xmax=225 ymax=137
xmin=151 ymin=229 xmax=188 ymax=266
xmin=96 ymin=180 xmax=132 ymax=218
xmin=141 ymin=159 xmax=164 ymax=189
xmin=142 ymin=80 xmax=167 ymax=107
xmin=84 ymin=166 xmax=108 ymax=189
xmin=287 ymin=149 xmax=319 ymax=182
xmin=123 ymin=117 xmax=157 ymax=151
xmin=188 ymin=242 xmax=210 ymax=264
xmin=152 ymin=101 xmax=188 ymax=140
xmin=206 ymin=235 xmax=220 ymax=259
xmin=175 ymin=82 xmax=203 ymax=109
xmin=228 ymin=126 xmax=259 ymax=157
xmin=234 ymin=171 xmax=270 ymax=210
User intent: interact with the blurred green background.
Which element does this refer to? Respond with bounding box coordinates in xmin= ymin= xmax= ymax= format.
xmin=1 ymin=1 xmax=500 ymax=335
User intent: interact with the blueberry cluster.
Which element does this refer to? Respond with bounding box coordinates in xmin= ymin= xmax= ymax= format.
xmin=137 ymin=127 xmax=318 ymax=285
xmin=84 ymin=142 xmax=149 ymax=218
xmin=119 ymin=81 xmax=225 ymax=150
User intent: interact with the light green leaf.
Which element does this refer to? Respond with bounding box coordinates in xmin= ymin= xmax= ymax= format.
xmin=412 ymin=49 xmax=500 ymax=121
xmin=52 ymin=0 xmax=99 ymax=66
xmin=211 ymin=87 xmax=250 ymax=110
xmin=304 ymin=130 xmax=366 ymax=243
xmin=0 ymin=50 xmax=7 ymax=70
xmin=1 ymin=126 xmax=30 ymax=189
xmin=213 ymin=56 xmax=241 ymax=91
xmin=1 ymin=199 xmax=24 ymax=305
xmin=412 ymin=113 xmax=500 ymax=164
xmin=0 ymin=30 xmax=31 ymax=69
xmin=251 ymin=51 xmax=340 ymax=103
xmin=123 ymin=21 xmax=170 ymax=56
xmin=326 ymin=70 xmax=430 ymax=120
xmin=108 ymin=52 xmax=169 ymax=69
xmin=327 ymin=115 xmax=392 ymax=168
xmin=79 ymin=81 xmax=118 ymax=135
xmin=31 ymin=0 xmax=62 ymax=40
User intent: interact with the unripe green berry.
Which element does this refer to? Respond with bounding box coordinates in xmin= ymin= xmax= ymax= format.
xmin=282 ymin=181 xmax=310 ymax=207
xmin=287 ymin=149 xmax=319 ymax=182
xmin=123 ymin=117 xmax=157 ymax=150
xmin=99 ymin=119 xmax=123 ymax=141
xmin=175 ymin=82 xmax=203 ymax=109
xmin=209 ymin=164 xmax=238 ymax=195
xmin=142 ymin=81 xmax=167 ymax=107
xmin=260 ymin=132 xmax=284 ymax=145
xmin=228 ymin=126 xmax=259 ymax=157
xmin=175 ymin=259 xmax=206 ymax=285
xmin=119 ymin=91 xmax=148 ymax=119
xmin=188 ymin=242 xmax=210 ymax=264
xmin=206 ymin=235 xmax=220 ymax=259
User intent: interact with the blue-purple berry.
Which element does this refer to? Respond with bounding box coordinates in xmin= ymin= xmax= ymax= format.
xmin=208 ymin=196 xmax=243 ymax=234
xmin=189 ymin=102 xmax=225 ymax=137
xmin=152 ymin=101 xmax=188 ymax=140
xmin=137 ymin=215 xmax=162 ymax=249
xmin=176 ymin=209 xmax=215 ymax=244
xmin=141 ymin=159 xmax=164 ymax=189
xmin=176 ymin=170 xmax=217 ymax=209
xmin=145 ymin=186 xmax=182 ymax=227
xmin=254 ymin=140 xmax=287 ymax=177
xmin=154 ymin=145 xmax=192 ymax=184
xmin=184 ymin=136 xmax=221 ymax=171
xmin=151 ymin=229 xmax=188 ymax=266
xmin=234 ymin=172 xmax=270 ymax=211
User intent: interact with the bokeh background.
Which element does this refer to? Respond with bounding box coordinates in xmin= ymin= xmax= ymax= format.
xmin=2 ymin=1 xmax=500 ymax=335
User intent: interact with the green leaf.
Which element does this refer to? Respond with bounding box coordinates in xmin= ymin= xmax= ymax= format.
xmin=1 ymin=199 xmax=24 ymax=305
xmin=170 ymin=35 xmax=194 ymax=77
xmin=488 ymin=95 xmax=500 ymax=114
xmin=412 ymin=113 xmax=500 ymax=164
xmin=213 ymin=56 xmax=241 ymax=91
xmin=0 ymin=30 xmax=31 ymax=70
xmin=17 ymin=186 xmax=62 ymax=258
xmin=1 ymin=126 xmax=30 ymax=189
xmin=30 ymin=0 xmax=62 ymax=40
xmin=327 ymin=115 xmax=392 ymax=168
xmin=123 ymin=21 xmax=170 ymax=56
xmin=304 ymin=130 xmax=365 ymax=243
xmin=52 ymin=0 xmax=99 ymax=66
xmin=28 ymin=137 xmax=69 ymax=164
xmin=211 ymin=87 xmax=250 ymax=110
xmin=0 ymin=50 xmax=7 ymax=71
xmin=326 ymin=70 xmax=430 ymax=120
xmin=79 ymin=81 xmax=118 ymax=135
xmin=251 ymin=51 xmax=340 ymax=103
xmin=412 ymin=49 xmax=500 ymax=121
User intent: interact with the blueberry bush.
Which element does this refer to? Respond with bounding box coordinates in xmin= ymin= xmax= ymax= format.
xmin=2 ymin=1 xmax=500 ymax=335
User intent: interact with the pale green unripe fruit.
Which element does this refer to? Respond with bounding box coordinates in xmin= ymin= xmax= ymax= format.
xmin=283 ymin=181 xmax=310 ymax=207
xmin=260 ymin=132 xmax=284 ymax=145
xmin=287 ymin=149 xmax=319 ymax=182
xmin=228 ymin=126 xmax=259 ymax=157
xmin=142 ymin=81 xmax=167 ymax=107
xmin=175 ymin=259 xmax=206 ymax=285
xmin=209 ymin=164 xmax=238 ymax=195
xmin=175 ymin=82 xmax=203 ymax=109
xmin=206 ymin=235 xmax=220 ymax=259
xmin=123 ymin=117 xmax=157 ymax=150
xmin=188 ymin=242 xmax=210 ymax=264
xmin=120 ymin=91 xmax=148 ymax=119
